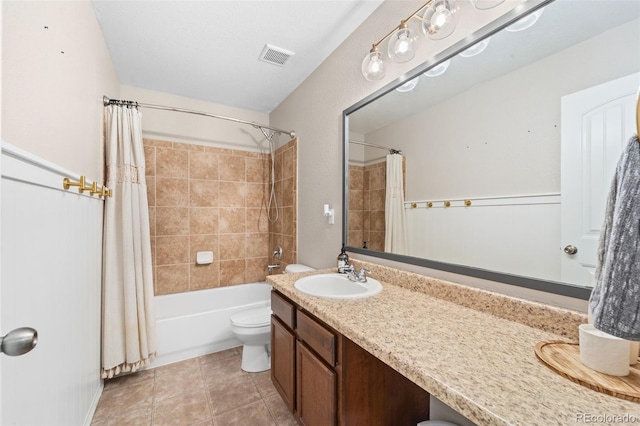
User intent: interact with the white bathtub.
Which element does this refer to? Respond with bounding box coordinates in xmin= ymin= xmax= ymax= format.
xmin=152 ymin=282 xmax=272 ymax=367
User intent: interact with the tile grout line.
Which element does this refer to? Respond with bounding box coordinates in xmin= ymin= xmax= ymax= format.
xmin=198 ymin=355 xmax=217 ymax=424
xmin=149 ymin=370 xmax=156 ymax=426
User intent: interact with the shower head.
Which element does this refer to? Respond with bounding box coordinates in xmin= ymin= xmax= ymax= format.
xmin=259 ymin=127 xmax=275 ymax=141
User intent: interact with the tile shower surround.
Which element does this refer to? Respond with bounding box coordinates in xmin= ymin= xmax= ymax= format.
xmin=268 ymin=138 xmax=297 ymax=270
xmin=144 ymin=138 xmax=297 ymax=295
xmin=348 ymin=162 xmax=386 ymax=251
xmin=349 ymin=158 xmax=407 ymax=251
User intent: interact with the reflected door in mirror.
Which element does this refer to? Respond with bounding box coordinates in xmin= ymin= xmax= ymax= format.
xmin=560 ymin=72 xmax=640 ymax=287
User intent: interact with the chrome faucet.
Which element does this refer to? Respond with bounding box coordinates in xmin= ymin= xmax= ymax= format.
xmin=344 ymin=266 xmax=371 ymax=283
xmin=267 ymin=264 xmax=281 ymax=273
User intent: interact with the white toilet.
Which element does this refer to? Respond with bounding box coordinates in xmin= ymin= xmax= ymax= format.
xmin=230 ymin=263 xmax=315 ymax=372
xmin=230 ymin=305 xmax=272 ymax=372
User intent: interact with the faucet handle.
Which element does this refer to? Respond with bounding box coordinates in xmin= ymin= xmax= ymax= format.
xmin=358 ymin=268 xmax=371 ymax=281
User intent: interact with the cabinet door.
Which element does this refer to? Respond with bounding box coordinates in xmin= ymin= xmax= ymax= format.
xmin=296 ymin=341 xmax=337 ymax=426
xmin=271 ymin=316 xmax=296 ymax=413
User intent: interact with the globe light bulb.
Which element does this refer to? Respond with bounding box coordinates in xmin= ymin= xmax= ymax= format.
xmin=422 ymin=0 xmax=458 ymax=41
xmin=361 ymin=47 xmax=385 ymax=81
xmin=388 ymin=26 xmax=416 ymax=63
xmin=369 ymin=55 xmax=383 ymax=74
xmin=431 ymin=4 xmax=451 ymax=31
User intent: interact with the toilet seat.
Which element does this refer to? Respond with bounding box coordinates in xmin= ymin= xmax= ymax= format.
xmin=230 ymin=306 xmax=271 ymax=328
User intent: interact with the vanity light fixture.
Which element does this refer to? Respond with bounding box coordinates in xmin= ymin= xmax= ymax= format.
xmin=360 ymin=0 xmax=460 ymax=81
xmin=459 ymin=37 xmax=491 ymax=57
xmin=506 ymin=8 xmax=544 ymax=32
xmin=396 ymin=78 xmax=419 ymax=92
xmin=424 ymin=59 xmax=451 ymax=77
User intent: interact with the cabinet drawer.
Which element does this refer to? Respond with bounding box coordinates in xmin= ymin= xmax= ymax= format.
xmin=271 ymin=291 xmax=295 ymax=329
xmin=297 ymin=310 xmax=336 ymax=366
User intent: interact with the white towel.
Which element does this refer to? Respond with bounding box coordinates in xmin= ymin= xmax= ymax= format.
xmin=589 ymin=135 xmax=640 ymax=341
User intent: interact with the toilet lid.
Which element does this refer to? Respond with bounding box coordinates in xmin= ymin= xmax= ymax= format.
xmin=230 ymin=306 xmax=271 ymax=327
xmin=285 ymin=264 xmax=315 ymax=273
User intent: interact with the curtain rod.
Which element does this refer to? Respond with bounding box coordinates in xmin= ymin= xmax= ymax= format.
xmin=103 ymin=96 xmax=296 ymax=139
xmin=349 ymin=140 xmax=402 ymax=155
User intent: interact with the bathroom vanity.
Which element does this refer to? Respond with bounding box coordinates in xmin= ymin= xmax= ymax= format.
xmin=267 ymin=263 xmax=640 ymax=425
xmin=271 ymin=290 xmax=430 ymax=425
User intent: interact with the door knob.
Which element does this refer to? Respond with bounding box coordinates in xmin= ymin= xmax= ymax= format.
xmin=564 ymin=245 xmax=578 ymax=255
xmin=0 ymin=327 xmax=38 ymax=356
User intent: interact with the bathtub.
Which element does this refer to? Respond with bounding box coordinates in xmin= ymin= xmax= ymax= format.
xmin=152 ymin=282 xmax=272 ymax=368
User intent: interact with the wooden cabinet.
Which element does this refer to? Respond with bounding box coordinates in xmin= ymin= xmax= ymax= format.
xmin=271 ymin=316 xmax=295 ymax=413
xmin=296 ymin=341 xmax=337 ymax=426
xmin=271 ymin=290 xmax=429 ymax=426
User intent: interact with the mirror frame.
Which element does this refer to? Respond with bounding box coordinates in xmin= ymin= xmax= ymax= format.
xmin=342 ymin=0 xmax=592 ymax=300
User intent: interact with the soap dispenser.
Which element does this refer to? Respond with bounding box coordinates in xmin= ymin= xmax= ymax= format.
xmin=337 ymin=244 xmax=350 ymax=273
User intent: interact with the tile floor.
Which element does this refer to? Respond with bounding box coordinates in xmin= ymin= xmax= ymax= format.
xmin=91 ymin=347 xmax=298 ymax=426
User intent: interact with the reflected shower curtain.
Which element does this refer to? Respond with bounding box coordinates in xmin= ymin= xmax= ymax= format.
xmin=384 ymin=153 xmax=407 ymax=254
xmin=102 ymin=105 xmax=156 ymax=378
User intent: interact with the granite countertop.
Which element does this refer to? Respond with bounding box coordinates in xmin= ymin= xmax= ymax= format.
xmin=266 ymin=263 xmax=639 ymax=426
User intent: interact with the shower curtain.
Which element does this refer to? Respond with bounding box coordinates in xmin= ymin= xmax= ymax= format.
xmin=384 ymin=153 xmax=407 ymax=254
xmin=101 ymin=105 xmax=156 ymax=378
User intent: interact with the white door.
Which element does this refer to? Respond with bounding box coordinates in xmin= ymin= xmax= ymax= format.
xmin=1 ymin=146 xmax=103 ymax=425
xmin=560 ymin=73 xmax=639 ymax=287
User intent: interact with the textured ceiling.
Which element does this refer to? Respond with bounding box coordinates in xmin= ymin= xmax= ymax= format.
xmin=91 ymin=0 xmax=383 ymax=114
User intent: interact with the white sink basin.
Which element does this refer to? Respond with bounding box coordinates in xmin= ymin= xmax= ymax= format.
xmin=294 ymin=273 xmax=382 ymax=299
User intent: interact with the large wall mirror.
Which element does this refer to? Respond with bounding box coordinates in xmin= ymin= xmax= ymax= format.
xmin=343 ymin=0 xmax=640 ymax=299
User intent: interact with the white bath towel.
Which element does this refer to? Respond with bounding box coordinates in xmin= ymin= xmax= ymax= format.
xmin=589 ymin=135 xmax=640 ymax=341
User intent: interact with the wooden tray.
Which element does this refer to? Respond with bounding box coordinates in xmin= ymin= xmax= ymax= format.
xmin=535 ymin=340 xmax=640 ymax=402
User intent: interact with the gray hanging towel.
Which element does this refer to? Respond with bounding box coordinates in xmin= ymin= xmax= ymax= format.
xmin=589 ymin=135 xmax=640 ymax=341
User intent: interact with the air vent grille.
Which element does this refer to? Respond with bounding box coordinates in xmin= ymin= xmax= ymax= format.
xmin=259 ymin=44 xmax=295 ymax=66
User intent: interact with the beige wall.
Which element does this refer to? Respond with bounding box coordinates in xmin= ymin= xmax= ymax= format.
xmin=121 ymin=85 xmax=271 ymax=152
xmin=2 ymin=0 xmax=119 ymax=179
xmin=270 ymin=0 xmax=520 ymax=269
xmin=269 ymin=1 xmax=591 ymax=309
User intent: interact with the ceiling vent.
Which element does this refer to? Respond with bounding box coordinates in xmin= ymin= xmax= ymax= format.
xmin=259 ymin=44 xmax=295 ymax=66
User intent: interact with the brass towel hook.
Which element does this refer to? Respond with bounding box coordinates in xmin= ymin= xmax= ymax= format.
xmin=62 ymin=176 xmax=87 ymax=193
xmin=62 ymin=176 xmax=112 ymax=198
xmin=89 ymin=182 xmax=100 ymax=196
xmin=99 ymin=186 xmax=113 ymax=198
